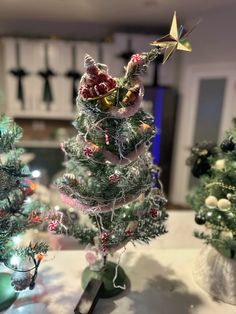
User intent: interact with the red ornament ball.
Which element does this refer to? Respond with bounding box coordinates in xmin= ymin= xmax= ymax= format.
xmin=20 ymin=179 xmax=36 ymax=196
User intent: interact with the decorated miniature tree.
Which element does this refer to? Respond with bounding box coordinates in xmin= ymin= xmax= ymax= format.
xmin=0 ymin=116 xmax=49 ymax=311
xmin=56 ymin=12 xmax=192 ymax=298
xmin=186 ymin=120 xmax=236 ymax=304
xmin=187 ymin=120 xmax=236 ymax=257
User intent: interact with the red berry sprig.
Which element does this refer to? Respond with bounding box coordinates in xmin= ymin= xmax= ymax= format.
xmin=28 ymin=210 xmax=41 ymax=223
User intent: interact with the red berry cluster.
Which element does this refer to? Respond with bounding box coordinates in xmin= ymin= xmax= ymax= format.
xmin=125 ymin=229 xmax=134 ymax=237
xmin=79 ymin=58 xmax=116 ymax=99
xmin=108 ymin=173 xmax=119 ymax=183
xmin=28 ymin=210 xmax=41 ymax=223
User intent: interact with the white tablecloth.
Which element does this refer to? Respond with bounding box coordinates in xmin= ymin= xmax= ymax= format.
xmin=2 ymin=211 xmax=236 ymax=314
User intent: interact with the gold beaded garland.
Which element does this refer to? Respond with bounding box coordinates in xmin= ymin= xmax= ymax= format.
xmin=206 ymin=181 xmax=236 ymax=191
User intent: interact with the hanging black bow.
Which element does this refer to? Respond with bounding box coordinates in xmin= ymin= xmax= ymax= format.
xmin=66 ymin=70 xmax=81 ymax=107
xmin=38 ymin=44 xmax=56 ymax=110
xmin=38 ymin=68 xmax=55 ymax=108
xmin=65 ymin=45 xmax=81 ymax=108
xmin=9 ymin=42 xmax=29 ymax=109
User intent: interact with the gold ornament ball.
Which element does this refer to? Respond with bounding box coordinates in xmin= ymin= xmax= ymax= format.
xmin=220 ymin=230 xmax=233 ymax=239
xmin=205 ymin=195 xmax=218 ymax=209
xmin=217 ymin=198 xmax=231 ymax=211
xmin=214 ymin=159 xmax=225 ymax=170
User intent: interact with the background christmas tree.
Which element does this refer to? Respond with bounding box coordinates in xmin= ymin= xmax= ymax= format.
xmin=187 ymin=119 xmax=236 ymax=258
xmin=0 ymin=115 xmax=48 ymax=299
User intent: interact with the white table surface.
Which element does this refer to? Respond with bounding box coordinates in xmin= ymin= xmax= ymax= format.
xmin=2 ymin=211 xmax=236 ymax=314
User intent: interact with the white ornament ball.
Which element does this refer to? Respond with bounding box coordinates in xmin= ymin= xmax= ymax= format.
xmin=214 ymin=159 xmax=225 ymax=170
xmin=227 ymin=193 xmax=232 ymax=200
xmin=205 ymin=196 xmax=218 ymax=209
xmin=217 ymin=198 xmax=231 ymax=211
xmin=220 ymin=230 xmax=234 ymax=239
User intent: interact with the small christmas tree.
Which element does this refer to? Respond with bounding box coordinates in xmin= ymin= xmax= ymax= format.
xmin=187 ymin=119 xmax=236 ymax=258
xmin=0 ymin=115 xmax=48 ymax=310
xmin=56 ymin=12 xmax=192 ymax=298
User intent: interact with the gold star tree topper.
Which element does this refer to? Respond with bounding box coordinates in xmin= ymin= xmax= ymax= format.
xmin=150 ymin=12 xmax=192 ymax=63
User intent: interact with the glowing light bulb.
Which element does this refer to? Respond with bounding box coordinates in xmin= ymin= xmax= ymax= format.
xmin=32 ymin=170 xmax=41 ymax=178
xmin=25 ymin=197 xmax=32 ymax=203
xmin=10 ymin=255 xmax=20 ymax=267
xmin=12 ymin=236 xmax=21 ymax=245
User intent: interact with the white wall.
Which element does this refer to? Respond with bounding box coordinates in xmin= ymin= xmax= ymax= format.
xmin=170 ymin=6 xmax=236 ymax=205
xmin=183 ymin=7 xmax=236 ymax=65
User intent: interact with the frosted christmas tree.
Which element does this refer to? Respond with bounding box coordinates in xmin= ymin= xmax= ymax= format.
xmin=187 ymin=120 xmax=236 ymax=304
xmin=0 ymin=116 xmax=49 ymax=311
xmin=56 ymin=12 xmax=192 ymax=298
xmin=187 ymin=120 xmax=236 ymax=258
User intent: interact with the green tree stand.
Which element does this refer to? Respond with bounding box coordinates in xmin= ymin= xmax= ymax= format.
xmin=81 ymin=261 xmax=128 ymax=298
xmin=0 ymin=273 xmax=18 ymax=311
